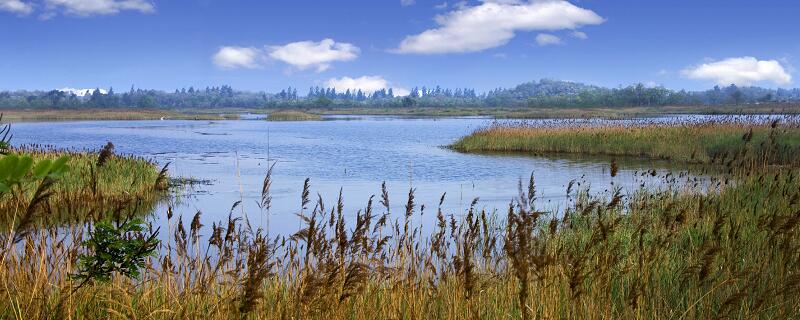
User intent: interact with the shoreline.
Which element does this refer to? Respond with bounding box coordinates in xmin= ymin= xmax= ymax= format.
xmin=1 ymin=103 xmax=799 ymax=122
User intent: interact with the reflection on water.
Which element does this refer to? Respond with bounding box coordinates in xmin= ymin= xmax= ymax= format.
xmin=12 ymin=115 xmax=716 ymax=236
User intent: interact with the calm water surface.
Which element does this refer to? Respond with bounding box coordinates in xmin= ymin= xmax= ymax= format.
xmin=12 ymin=115 xmax=709 ymax=235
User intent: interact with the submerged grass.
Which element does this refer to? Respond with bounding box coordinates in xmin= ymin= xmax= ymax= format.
xmin=266 ymin=110 xmax=322 ymax=121
xmin=1 ymin=119 xmax=800 ymax=319
xmin=451 ymin=116 xmax=800 ymax=165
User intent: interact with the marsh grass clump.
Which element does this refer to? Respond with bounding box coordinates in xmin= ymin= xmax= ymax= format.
xmin=0 ymin=144 xmax=165 ymax=228
xmin=1 ymin=119 xmax=800 ymax=319
xmin=266 ymin=110 xmax=322 ymax=121
xmin=451 ymin=115 xmax=800 ymax=166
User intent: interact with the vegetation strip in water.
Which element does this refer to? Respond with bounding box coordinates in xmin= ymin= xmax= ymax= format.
xmin=2 ymin=117 xmax=800 ymax=318
xmin=451 ymin=116 xmax=800 ymax=165
xmin=266 ymin=110 xmax=322 ymax=121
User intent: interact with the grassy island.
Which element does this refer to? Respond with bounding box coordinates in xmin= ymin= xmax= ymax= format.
xmin=266 ymin=110 xmax=322 ymax=121
xmin=451 ymin=118 xmax=800 ymax=165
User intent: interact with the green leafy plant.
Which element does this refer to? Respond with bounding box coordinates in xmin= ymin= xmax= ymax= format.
xmin=0 ymin=154 xmax=69 ymax=195
xmin=72 ymin=217 xmax=160 ymax=290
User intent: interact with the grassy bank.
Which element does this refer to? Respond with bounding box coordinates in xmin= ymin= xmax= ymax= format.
xmin=0 ymin=145 xmax=166 ymax=227
xmin=312 ymin=103 xmax=800 ymax=119
xmin=1 ymin=126 xmax=799 ymax=318
xmin=1 ymin=109 xmax=238 ymax=121
xmin=5 ymin=103 xmax=800 ymax=122
xmin=451 ymin=118 xmax=800 ymax=165
xmin=266 ymin=110 xmax=322 ymax=121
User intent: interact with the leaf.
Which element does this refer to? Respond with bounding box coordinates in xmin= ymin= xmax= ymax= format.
xmin=11 ymin=156 xmax=33 ymax=181
xmin=32 ymin=159 xmax=52 ymax=178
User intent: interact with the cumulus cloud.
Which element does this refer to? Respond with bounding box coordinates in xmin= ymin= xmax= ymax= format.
xmin=395 ymin=0 xmax=604 ymax=54
xmin=401 ymin=0 xmax=415 ymax=6
xmin=324 ymin=75 xmax=410 ymax=96
xmin=44 ymin=0 xmax=154 ymax=16
xmin=267 ymin=39 xmax=359 ymax=72
xmin=0 ymin=0 xmax=33 ymax=15
xmin=682 ymin=57 xmax=792 ymax=86
xmin=213 ymin=46 xmax=262 ymax=69
xmin=535 ymin=33 xmax=562 ymax=46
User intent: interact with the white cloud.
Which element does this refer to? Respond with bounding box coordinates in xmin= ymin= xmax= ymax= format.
xmin=0 ymin=0 xmax=33 ymax=15
xmin=44 ymin=0 xmax=154 ymax=16
xmin=267 ymin=39 xmax=359 ymax=72
xmin=213 ymin=46 xmax=262 ymax=69
xmin=395 ymin=0 xmax=604 ymax=54
xmin=682 ymin=56 xmax=792 ymax=86
xmin=571 ymin=30 xmax=587 ymax=39
xmin=401 ymin=0 xmax=415 ymax=6
xmin=535 ymin=33 xmax=562 ymax=46
xmin=434 ymin=2 xmax=448 ymax=10
xmin=58 ymin=87 xmax=107 ymax=97
xmin=324 ymin=75 xmax=410 ymax=96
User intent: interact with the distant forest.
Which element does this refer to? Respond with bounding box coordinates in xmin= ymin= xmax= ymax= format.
xmin=2 ymin=79 xmax=800 ymax=109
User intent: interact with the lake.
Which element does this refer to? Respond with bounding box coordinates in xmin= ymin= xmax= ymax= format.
xmin=12 ymin=115 xmax=712 ymax=235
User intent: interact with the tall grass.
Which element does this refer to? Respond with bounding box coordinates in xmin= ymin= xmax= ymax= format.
xmin=451 ymin=116 xmax=800 ymax=165
xmin=1 ymin=120 xmax=800 ymax=319
xmin=0 ymin=144 xmax=163 ymax=227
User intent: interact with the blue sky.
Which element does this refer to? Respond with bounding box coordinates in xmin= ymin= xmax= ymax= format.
xmin=0 ymin=0 xmax=798 ymax=94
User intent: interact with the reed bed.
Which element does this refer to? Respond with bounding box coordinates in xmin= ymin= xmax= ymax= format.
xmin=0 ymin=143 xmax=164 ymax=227
xmin=451 ymin=116 xmax=800 ymax=165
xmin=266 ymin=110 xmax=322 ymax=121
xmin=1 ymin=120 xmax=800 ymax=319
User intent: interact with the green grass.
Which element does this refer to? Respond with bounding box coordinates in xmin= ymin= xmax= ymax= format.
xmin=451 ymin=120 xmax=800 ymax=165
xmin=0 ymin=146 xmax=165 ymax=227
xmin=266 ymin=110 xmax=322 ymax=121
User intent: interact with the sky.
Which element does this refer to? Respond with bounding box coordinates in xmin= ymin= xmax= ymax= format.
xmin=0 ymin=0 xmax=798 ymax=94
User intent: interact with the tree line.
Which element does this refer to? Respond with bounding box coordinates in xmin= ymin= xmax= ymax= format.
xmin=1 ymin=79 xmax=799 ymax=110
